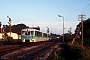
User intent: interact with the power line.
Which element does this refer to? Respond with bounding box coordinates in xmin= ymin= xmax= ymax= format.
xmin=83 ymin=4 xmax=90 ymax=14
xmin=80 ymin=0 xmax=89 ymax=13
xmin=81 ymin=0 xmax=90 ymax=14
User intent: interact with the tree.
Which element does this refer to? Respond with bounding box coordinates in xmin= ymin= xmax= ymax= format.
xmin=0 ymin=22 xmax=2 ymax=27
xmin=11 ymin=23 xmax=29 ymax=35
xmin=75 ymin=18 xmax=90 ymax=38
xmin=3 ymin=23 xmax=29 ymax=35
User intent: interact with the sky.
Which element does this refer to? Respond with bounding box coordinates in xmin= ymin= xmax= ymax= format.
xmin=0 ymin=0 xmax=90 ymax=35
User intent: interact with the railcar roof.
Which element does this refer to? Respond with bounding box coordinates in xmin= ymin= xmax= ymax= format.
xmin=21 ymin=28 xmax=40 ymax=31
xmin=42 ymin=32 xmax=49 ymax=34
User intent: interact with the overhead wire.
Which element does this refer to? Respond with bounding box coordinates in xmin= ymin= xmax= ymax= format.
xmin=83 ymin=3 xmax=90 ymax=14
xmin=81 ymin=0 xmax=90 ymax=14
xmin=80 ymin=0 xmax=89 ymax=14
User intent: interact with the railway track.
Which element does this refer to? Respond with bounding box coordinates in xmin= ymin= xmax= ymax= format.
xmin=18 ymin=42 xmax=55 ymax=60
xmin=33 ymin=42 xmax=61 ymax=60
xmin=0 ymin=42 xmax=60 ymax=60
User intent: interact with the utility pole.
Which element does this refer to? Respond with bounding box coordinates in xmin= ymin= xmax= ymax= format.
xmin=78 ymin=14 xmax=86 ymax=48
xmin=58 ymin=15 xmax=64 ymax=43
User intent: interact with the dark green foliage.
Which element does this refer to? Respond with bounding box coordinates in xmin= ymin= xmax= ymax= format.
xmin=56 ymin=50 xmax=65 ymax=60
xmin=3 ymin=23 xmax=29 ymax=35
xmin=64 ymin=33 xmax=74 ymax=42
xmin=82 ymin=47 xmax=90 ymax=60
xmin=61 ymin=44 xmax=83 ymax=60
xmin=4 ymin=25 xmax=10 ymax=32
xmin=75 ymin=38 xmax=90 ymax=46
xmin=76 ymin=18 xmax=90 ymax=38
xmin=75 ymin=39 xmax=82 ymax=44
xmin=83 ymin=38 xmax=90 ymax=46
xmin=0 ymin=22 xmax=2 ymax=27
xmin=83 ymin=19 xmax=90 ymax=38
xmin=48 ymin=43 xmax=85 ymax=60
xmin=11 ymin=24 xmax=29 ymax=34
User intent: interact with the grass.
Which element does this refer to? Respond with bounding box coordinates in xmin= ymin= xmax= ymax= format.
xmin=48 ymin=42 xmax=90 ymax=60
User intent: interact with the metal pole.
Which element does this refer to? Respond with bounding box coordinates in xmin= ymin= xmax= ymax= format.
xmin=58 ymin=15 xmax=64 ymax=43
xmin=82 ymin=20 xmax=83 ymax=47
xmin=63 ymin=17 xmax=64 ymax=43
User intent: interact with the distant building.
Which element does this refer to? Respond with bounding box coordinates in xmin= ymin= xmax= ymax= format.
xmin=0 ymin=28 xmax=5 ymax=40
xmin=7 ymin=32 xmax=19 ymax=39
xmin=0 ymin=28 xmax=5 ymax=33
xmin=0 ymin=33 xmax=5 ymax=39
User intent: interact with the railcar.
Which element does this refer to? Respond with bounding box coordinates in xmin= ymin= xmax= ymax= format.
xmin=21 ymin=28 xmax=49 ymax=42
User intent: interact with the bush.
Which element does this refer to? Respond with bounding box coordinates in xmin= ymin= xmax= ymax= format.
xmin=64 ymin=34 xmax=74 ymax=43
xmin=83 ymin=38 xmax=90 ymax=46
xmin=62 ymin=44 xmax=84 ymax=60
xmin=48 ymin=43 xmax=90 ymax=60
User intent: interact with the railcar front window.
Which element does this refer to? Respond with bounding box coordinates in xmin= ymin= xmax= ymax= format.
xmin=25 ymin=31 xmax=30 ymax=35
xmin=22 ymin=31 xmax=26 ymax=35
xmin=30 ymin=31 xmax=34 ymax=36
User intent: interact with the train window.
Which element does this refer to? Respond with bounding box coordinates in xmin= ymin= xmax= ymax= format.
xmin=22 ymin=31 xmax=26 ymax=35
xmin=35 ymin=31 xmax=38 ymax=36
xmin=38 ymin=32 xmax=42 ymax=37
xmin=35 ymin=31 xmax=42 ymax=37
xmin=25 ymin=31 xmax=30 ymax=35
xmin=43 ymin=33 xmax=47 ymax=37
xmin=30 ymin=31 xmax=34 ymax=36
xmin=38 ymin=32 xmax=40 ymax=37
